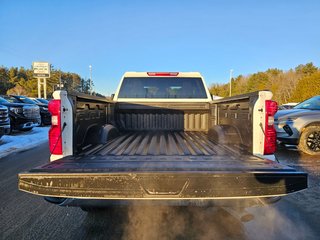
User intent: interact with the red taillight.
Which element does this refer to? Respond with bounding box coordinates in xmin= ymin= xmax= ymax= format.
xmin=147 ymin=72 xmax=179 ymax=76
xmin=265 ymin=100 xmax=278 ymax=116
xmin=48 ymin=100 xmax=62 ymax=154
xmin=264 ymin=100 xmax=278 ymax=155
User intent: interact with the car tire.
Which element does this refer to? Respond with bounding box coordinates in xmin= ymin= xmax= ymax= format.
xmin=298 ymin=125 xmax=320 ymax=155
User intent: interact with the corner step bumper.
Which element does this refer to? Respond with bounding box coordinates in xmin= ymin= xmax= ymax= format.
xmin=19 ymin=171 xmax=307 ymax=199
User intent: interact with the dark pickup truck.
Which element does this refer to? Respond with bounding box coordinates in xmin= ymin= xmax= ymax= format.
xmin=8 ymin=95 xmax=51 ymax=126
xmin=0 ymin=105 xmax=10 ymax=139
xmin=19 ymin=72 xmax=307 ymax=210
xmin=0 ymin=96 xmax=41 ymax=132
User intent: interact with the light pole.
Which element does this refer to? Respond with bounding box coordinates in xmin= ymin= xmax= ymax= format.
xmin=89 ymin=65 xmax=92 ymax=95
xmin=229 ymin=69 xmax=233 ymax=97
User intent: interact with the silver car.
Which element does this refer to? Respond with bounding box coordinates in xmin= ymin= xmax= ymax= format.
xmin=274 ymin=95 xmax=320 ymax=155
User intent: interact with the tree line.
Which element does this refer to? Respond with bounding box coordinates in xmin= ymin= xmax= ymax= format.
xmin=1 ymin=63 xmax=318 ymax=102
xmin=0 ymin=66 xmax=96 ymax=98
xmin=209 ymin=62 xmax=320 ymax=104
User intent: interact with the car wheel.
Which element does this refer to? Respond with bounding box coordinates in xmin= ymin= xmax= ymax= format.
xmin=298 ymin=125 xmax=320 ymax=155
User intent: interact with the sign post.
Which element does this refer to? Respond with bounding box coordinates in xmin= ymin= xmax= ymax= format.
xmin=32 ymin=62 xmax=51 ymax=99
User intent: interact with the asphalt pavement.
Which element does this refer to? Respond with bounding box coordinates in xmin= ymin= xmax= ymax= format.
xmin=0 ymin=142 xmax=319 ymax=240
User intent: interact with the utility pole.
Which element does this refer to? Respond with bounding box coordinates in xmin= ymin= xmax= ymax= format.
xmin=229 ymin=69 xmax=234 ymax=97
xmin=89 ymin=65 xmax=92 ymax=95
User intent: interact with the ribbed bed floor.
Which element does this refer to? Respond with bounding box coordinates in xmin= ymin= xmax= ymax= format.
xmin=92 ymin=131 xmax=226 ymax=156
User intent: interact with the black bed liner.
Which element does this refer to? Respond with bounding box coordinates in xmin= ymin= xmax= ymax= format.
xmin=90 ymin=131 xmax=226 ymax=156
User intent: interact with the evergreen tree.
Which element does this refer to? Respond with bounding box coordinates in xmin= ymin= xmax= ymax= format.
xmin=290 ymin=72 xmax=320 ymax=102
xmin=295 ymin=63 xmax=318 ymax=76
xmin=208 ymin=62 xmax=319 ymax=104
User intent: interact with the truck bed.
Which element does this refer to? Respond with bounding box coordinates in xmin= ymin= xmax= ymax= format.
xmin=90 ymin=131 xmax=225 ymax=156
xmin=29 ymin=131 xmax=292 ymax=172
xmin=19 ymin=131 xmax=307 ymax=199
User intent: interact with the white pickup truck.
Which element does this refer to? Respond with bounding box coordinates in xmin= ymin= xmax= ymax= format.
xmin=19 ymin=72 xmax=307 ymax=210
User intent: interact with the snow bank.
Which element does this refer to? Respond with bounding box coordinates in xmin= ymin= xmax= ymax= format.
xmin=0 ymin=127 xmax=49 ymax=159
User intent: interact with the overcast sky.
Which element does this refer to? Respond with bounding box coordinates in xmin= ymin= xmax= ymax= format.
xmin=0 ymin=0 xmax=319 ymax=95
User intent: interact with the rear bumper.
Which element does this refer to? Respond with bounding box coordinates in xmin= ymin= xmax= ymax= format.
xmin=275 ymin=122 xmax=300 ymax=145
xmin=19 ymin=171 xmax=307 ymax=200
xmin=276 ymin=130 xmax=299 ymax=144
xmin=46 ymin=197 xmax=281 ymax=208
xmin=277 ymin=137 xmax=299 ymax=145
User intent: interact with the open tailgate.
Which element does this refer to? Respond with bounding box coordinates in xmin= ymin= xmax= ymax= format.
xmin=18 ymin=155 xmax=307 ymax=199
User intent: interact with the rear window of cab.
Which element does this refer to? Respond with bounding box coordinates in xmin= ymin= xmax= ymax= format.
xmin=118 ymin=77 xmax=208 ymax=99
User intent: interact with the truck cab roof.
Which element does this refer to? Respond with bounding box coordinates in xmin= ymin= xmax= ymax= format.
xmin=113 ymin=72 xmax=212 ymax=102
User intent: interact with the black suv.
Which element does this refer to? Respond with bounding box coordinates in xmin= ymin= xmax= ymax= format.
xmin=0 ymin=105 xmax=10 ymax=139
xmin=0 ymin=96 xmax=41 ymax=132
xmin=7 ymin=95 xmax=51 ymax=125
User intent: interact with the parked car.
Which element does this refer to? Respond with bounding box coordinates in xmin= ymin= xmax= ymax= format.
xmin=0 ymin=105 xmax=10 ymax=139
xmin=35 ymin=98 xmax=49 ymax=104
xmin=0 ymin=96 xmax=41 ymax=132
xmin=278 ymin=102 xmax=299 ymax=110
xmin=7 ymin=95 xmax=51 ymax=125
xmin=275 ymin=95 xmax=320 ymax=155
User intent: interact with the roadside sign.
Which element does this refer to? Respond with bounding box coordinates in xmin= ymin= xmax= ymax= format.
xmin=33 ymin=62 xmax=51 ymax=78
xmin=33 ymin=61 xmax=50 ymax=98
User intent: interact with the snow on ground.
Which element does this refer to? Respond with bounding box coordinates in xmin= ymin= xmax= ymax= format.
xmin=0 ymin=126 xmax=50 ymax=159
